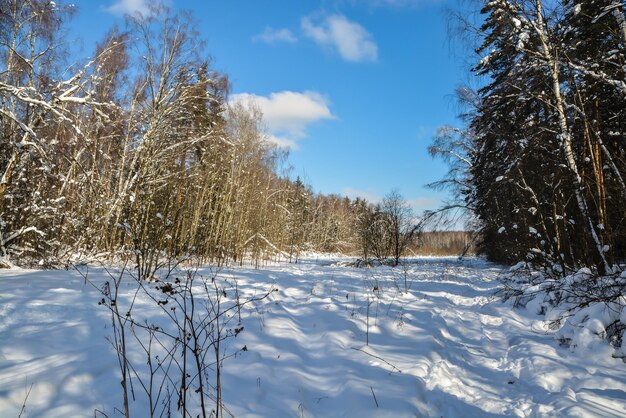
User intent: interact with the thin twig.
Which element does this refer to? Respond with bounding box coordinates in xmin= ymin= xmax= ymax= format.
xmin=370 ymin=386 xmax=379 ymax=408
xmin=17 ymin=383 xmax=33 ymax=418
xmin=351 ymin=347 xmax=402 ymax=373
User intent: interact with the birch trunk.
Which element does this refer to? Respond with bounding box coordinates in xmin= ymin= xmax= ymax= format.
xmin=534 ymin=0 xmax=611 ymax=273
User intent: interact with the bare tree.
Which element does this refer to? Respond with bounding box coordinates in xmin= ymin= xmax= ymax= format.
xmin=382 ymin=190 xmax=417 ymax=266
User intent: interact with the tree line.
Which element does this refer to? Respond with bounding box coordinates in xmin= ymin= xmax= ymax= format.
xmin=0 ymin=1 xmax=426 ymax=270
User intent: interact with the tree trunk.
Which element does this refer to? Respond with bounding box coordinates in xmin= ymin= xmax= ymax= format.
xmin=534 ymin=0 xmax=611 ymax=273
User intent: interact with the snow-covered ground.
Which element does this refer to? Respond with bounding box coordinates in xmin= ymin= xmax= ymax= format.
xmin=1 ymin=257 xmax=625 ymax=417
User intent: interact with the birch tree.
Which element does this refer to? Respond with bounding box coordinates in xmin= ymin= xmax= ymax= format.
xmin=0 ymin=0 xmax=114 ymax=262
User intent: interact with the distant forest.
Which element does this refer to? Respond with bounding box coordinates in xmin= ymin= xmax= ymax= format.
xmin=410 ymin=231 xmax=475 ymax=256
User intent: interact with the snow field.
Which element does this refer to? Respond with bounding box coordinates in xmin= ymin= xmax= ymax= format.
xmin=1 ymin=257 xmax=625 ymax=417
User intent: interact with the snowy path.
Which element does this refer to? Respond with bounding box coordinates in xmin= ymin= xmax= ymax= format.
xmin=1 ymin=257 xmax=626 ymax=417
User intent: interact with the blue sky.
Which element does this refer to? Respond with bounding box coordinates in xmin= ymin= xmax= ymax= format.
xmin=68 ymin=0 xmax=470 ymax=214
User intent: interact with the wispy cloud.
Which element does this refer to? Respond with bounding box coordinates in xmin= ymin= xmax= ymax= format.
xmin=342 ymin=188 xmax=440 ymax=212
xmin=301 ymin=14 xmax=378 ymax=63
xmin=265 ymin=134 xmax=298 ymax=149
xmin=344 ymin=0 xmax=433 ymax=8
xmin=230 ymin=91 xmax=334 ymax=149
xmin=104 ymin=0 xmax=149 ymax=16
xmin=407 ymin=197 xmax=440 ymax=212
xmin=370 ymin=0 xmax=429 ymax=7
xmin=253 ymin=27 xmax=298 ymax=44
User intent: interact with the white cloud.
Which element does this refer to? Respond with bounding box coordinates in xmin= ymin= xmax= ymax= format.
xmin=231 ymin=91 xmax=334 ymax=149
xmin=301 ymin=14 xmax=378 ymax=63
xmin=264 ymin=134 xmax=298 ymax=150
xmin=253 ymin=27 xmax=298 ymax=44
xmin=104 ymin=0 xmax=149 ymax=16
